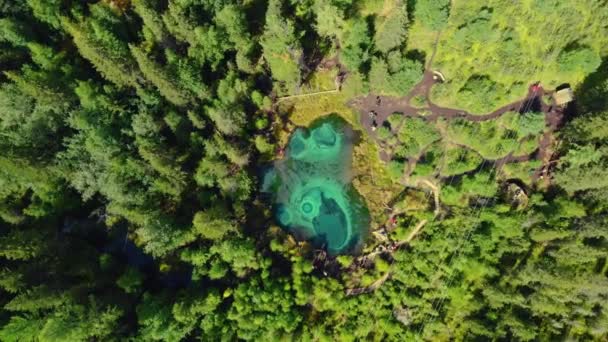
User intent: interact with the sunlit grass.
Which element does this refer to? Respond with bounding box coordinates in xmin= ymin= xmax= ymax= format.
xmin=422 ymin=0 xmax=606 ymax=113
xmin=279 ymin=92 xmax=356 ymax=127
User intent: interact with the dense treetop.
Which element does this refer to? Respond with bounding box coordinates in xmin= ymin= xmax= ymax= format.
xmin=1 ymin=0 xmax=607 ymax=341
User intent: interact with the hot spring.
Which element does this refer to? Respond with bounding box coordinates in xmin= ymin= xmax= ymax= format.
xmin=262 ymin=116 xmax=370 ymax=255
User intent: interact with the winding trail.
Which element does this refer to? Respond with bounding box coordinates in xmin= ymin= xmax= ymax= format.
xmin=349 ymin=66 xmax=565 ymax=176
xmin=349 ymin=29 xmax=560 ymax=145
xmin=350 ymin=70 xmax=556 ymax=130
xmin=339 ymin=33 xmax=569 ymax=296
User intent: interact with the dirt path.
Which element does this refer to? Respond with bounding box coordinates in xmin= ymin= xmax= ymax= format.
xmin=417 ymin=180 xmax=440 ymax=216
xmin=349 ymin=69 xmax=566 ymax=183
xmin=346 ymin=269 xmax=391 ymax=296
xmin=277 ymin=88 xmax=339 ymax=102
xmin=345 ymin=219 xmax=428 ymax=296
xmin=532 ymin=104 xmax=564 ymax=183
xmin=402 ymin=219 xmax=428 ymax=245
xmin=351 ymin=78 xmax=553 ymax=135
xmin=344 ymin=23 xmax=565 ymax=184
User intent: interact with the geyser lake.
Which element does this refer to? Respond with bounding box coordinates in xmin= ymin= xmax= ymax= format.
xmin=262 ymin=116 xmax=370 ymax=255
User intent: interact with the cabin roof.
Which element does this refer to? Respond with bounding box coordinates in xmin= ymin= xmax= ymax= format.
xmin=554 ymin=88 xmax=574 ymax=106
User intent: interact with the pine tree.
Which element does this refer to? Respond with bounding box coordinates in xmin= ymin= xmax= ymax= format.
xmin=26 ymin=0 xmax=62 ymax=29
xmin=205 ymin=103 xmax=246 ymax=136
xmin=132 ymin=0 xmax=170 ymax=43
xmin=313 ymin=0 xmax=346 ymax=41
xmin=0 ymin=227 xmax=48 ymax=260
xmin=414 ymin=0 xmax=451 ymax=31
xmin=215 ymin=5 xmax=255 ymax=72
xmin=62 ymin=9 xmax=141 ymax=87
xmin=0 ymin=315 xmax=46 ymax=342
xmin=261 ymin=0 xmax=302 ymax=93
xmin=136 ymin=292 xmax=194 ymax=341
xmin=0 ymin=18 xmax=35 ymax=46
xmin=130 ymin=45 xmax=193 ymax=106
xmin=373 ymin=1 xmax=408 ymax=53
xmin=228 ymin=276 xmax=302 ymax=340
xmin=192 ymin=205 xmax=236 ymax=240
xmin=162 ymin=1 xmax=198 ymax=45
xmin=341 ymin=17 xmax=371 ymax=72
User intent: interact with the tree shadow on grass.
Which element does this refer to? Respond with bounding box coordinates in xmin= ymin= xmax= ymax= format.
xmin=574 ymin=57 xmax=608 ymax=114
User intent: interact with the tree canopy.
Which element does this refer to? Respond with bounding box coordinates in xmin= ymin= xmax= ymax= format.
xmin=1 ymin=0 xmax=608 ymax=341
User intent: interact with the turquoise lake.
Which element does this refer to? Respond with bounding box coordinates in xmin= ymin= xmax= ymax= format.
xmin=262 ymin=116 xmax=369 ymax=255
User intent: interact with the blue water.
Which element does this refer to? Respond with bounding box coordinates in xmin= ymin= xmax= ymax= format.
xmin=262 ymin=116 xmax=369 ymax=255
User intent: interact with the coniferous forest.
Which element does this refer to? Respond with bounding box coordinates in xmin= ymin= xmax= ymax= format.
xmin=1 ymin=0 xmax=608 ymax=340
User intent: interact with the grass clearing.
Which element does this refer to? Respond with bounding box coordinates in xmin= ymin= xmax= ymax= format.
xmin=279 ymin=92 xmax=357 ymax=127
xmin=418 ymin=0 xmax=608 ymax=113
xmin=301 ymin=68 xmax=338 ymax=93
xmin=406 ymin=20 xmax=439 ymax=66
xmin=352 ymin=136 xmax=397 ymax=223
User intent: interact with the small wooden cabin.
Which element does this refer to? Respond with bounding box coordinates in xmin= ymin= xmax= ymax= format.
xmin=553 ymin=87 xmax=574 ymax=107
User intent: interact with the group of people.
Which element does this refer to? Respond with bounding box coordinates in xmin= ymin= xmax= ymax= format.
xmin=369 ymin=96 xmax=382 ymax=131
xmin=369 ymin=110 xmax=378 ymax=131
